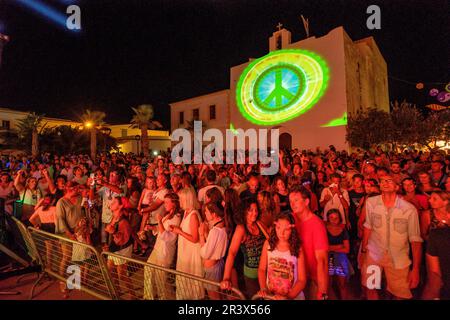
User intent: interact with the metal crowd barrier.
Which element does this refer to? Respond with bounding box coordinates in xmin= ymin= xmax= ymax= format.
xmin=1 ymin=217 xmax=43 ymax=299
xmin=10 ymin=218 xmax=42 ymax=266
xmin=28 ymin=227 xmax=118 ymax=300
xmin=251 ymin=293 xmax=277 ymax=300
xmin=251 ymin=292 xmax=306 ymax=300
xmin=3 ymin=220 xmax=246 ymax=300
xmin=101 ymin=252 xmax=246 ymax=300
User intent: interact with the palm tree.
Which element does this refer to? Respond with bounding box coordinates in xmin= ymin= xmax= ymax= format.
xmin=130 ymin=104 xmax=162 ymax=157
xmin=16 ymin=112 xmax=46 ymax=158
xmin=81 ymin=109 xmax=106 ymax=160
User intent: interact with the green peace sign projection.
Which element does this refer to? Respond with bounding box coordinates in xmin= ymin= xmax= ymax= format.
xmin=236 ymin=49 xmax=329 ymax=126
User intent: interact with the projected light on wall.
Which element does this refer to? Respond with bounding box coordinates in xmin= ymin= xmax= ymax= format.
xmin=236 ymin=49 xmax=329 ymax=126
xmin=321 ymin=112 xmax=348 ymax=127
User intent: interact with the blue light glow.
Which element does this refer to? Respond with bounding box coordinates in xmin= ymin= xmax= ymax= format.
xmin=16 ymin=0 xmax=79 ymax=32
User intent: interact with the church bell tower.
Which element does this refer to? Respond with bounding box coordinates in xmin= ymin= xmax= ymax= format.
xmin=269 ymin=23 xmax=292 ymax=51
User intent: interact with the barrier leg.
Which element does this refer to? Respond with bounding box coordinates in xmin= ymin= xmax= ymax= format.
xmin=117 ymin=263 xmax=134 ymax=299
xmin=59 ymin=242 xmax=72 ymax=277
xmin=0 ymin=291 xmax=21 ymax=295
xmin=29 ymin=272 xmax=46 ymax=300
xmin=16 ymin=272 xmax=38 ymax=284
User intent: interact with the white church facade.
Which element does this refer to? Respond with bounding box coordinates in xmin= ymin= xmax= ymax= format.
xmin=170 ymin=26 xmax=389 ymax=151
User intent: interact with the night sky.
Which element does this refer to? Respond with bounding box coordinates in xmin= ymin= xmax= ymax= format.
xmin=0 ymin=0 xmax=448 ymax=128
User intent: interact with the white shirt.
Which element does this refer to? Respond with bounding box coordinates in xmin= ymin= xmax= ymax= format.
xmin=197 ymin=185 xmax=224 ymax=204
xmin=364 ymin=195 xmax=423 ymax=269
xmin=320 ymin=187 xmax=350 ymax=224
xmin=149 ymin=188 xmax=169 ymax=225
xmin=200 ymin=226 xmax=228 ymax=260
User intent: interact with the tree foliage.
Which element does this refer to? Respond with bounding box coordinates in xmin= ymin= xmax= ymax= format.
xmin=346 ymin=107 xmax=392 ymax=150
xmin=130 ymin=104 xmax=162 ymax=130
xmin=80 ymin=109 xmax=106 ymax=127
xmin=81 ymin=109 xmax=107 ymax=159
xmin=0 ymin=112 xmax=46 ymax=155
xmin=347 ymin=100 xmax=450 ymax=151
xmin=0 ymin=125 xmax=117 ymax=155
xmin=130 ymin=104 xmax=162 ymax=157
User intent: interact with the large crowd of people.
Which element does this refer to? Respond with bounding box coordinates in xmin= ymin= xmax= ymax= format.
xmin=0 ymin=145 xmax=449 ymax=300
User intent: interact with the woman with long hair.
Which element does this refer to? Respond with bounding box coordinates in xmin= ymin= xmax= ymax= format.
xmin=420 ymin=191 xmax=450 ymax=241
xmin=417 ymin=171 xmax=440 ymax=197
xmin=220 ymin=199 xmax=269 ymax=299
xmin=258 ymin=212 xmax=306 ymax=300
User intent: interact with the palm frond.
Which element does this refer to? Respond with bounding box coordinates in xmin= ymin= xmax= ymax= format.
xmin=130 ymin=104 xmax=163 ymax=129
xmin=81 ymin=109 xmax=106 ymax=126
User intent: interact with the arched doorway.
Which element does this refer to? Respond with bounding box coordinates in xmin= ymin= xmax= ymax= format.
xmin=279 ymin=132 xmax=292 ymax=151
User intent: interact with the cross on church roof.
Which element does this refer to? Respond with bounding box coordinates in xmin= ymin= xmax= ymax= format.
xmin=276 ymin=22 xmax=283 ymax=31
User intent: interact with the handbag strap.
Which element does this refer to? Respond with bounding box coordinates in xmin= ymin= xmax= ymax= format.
xmin=20 ymin=187 xmax=28 ymax=202
xmin=256 ymin=221 xmax=270 ymax=240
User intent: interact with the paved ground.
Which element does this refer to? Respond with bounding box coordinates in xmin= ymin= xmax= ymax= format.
xmin=0 ymin=272 xmax=98 ymax=300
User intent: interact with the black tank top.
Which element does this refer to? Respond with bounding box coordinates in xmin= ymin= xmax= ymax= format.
xmin=241 ymin=224 xmax=266 ymax=270
xmin=277 ymin=192 xmax=290 ymax=212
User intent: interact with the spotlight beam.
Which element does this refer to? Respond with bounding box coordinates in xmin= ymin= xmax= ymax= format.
xmin=15 ymin=0 xmax=69 ymax=30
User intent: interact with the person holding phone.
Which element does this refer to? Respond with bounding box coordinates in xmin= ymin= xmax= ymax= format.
xmin=90 ymin=169 xmax=126 ymax=249
xmin=139 ymin=174 xmax=169 ymax=256
xmin=319 ymin=174 xmax=350 ymax=229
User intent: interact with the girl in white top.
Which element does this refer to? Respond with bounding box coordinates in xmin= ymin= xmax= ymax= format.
xmin=29 ymin=194 xmax=56 ymax=232
xmin=258 ymin=212 xmax=307 ymax=300
xmin=199 ymin=202 xmax=228 ymax=299
xmin=144 ymin=192 xmax=182 ymax=300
